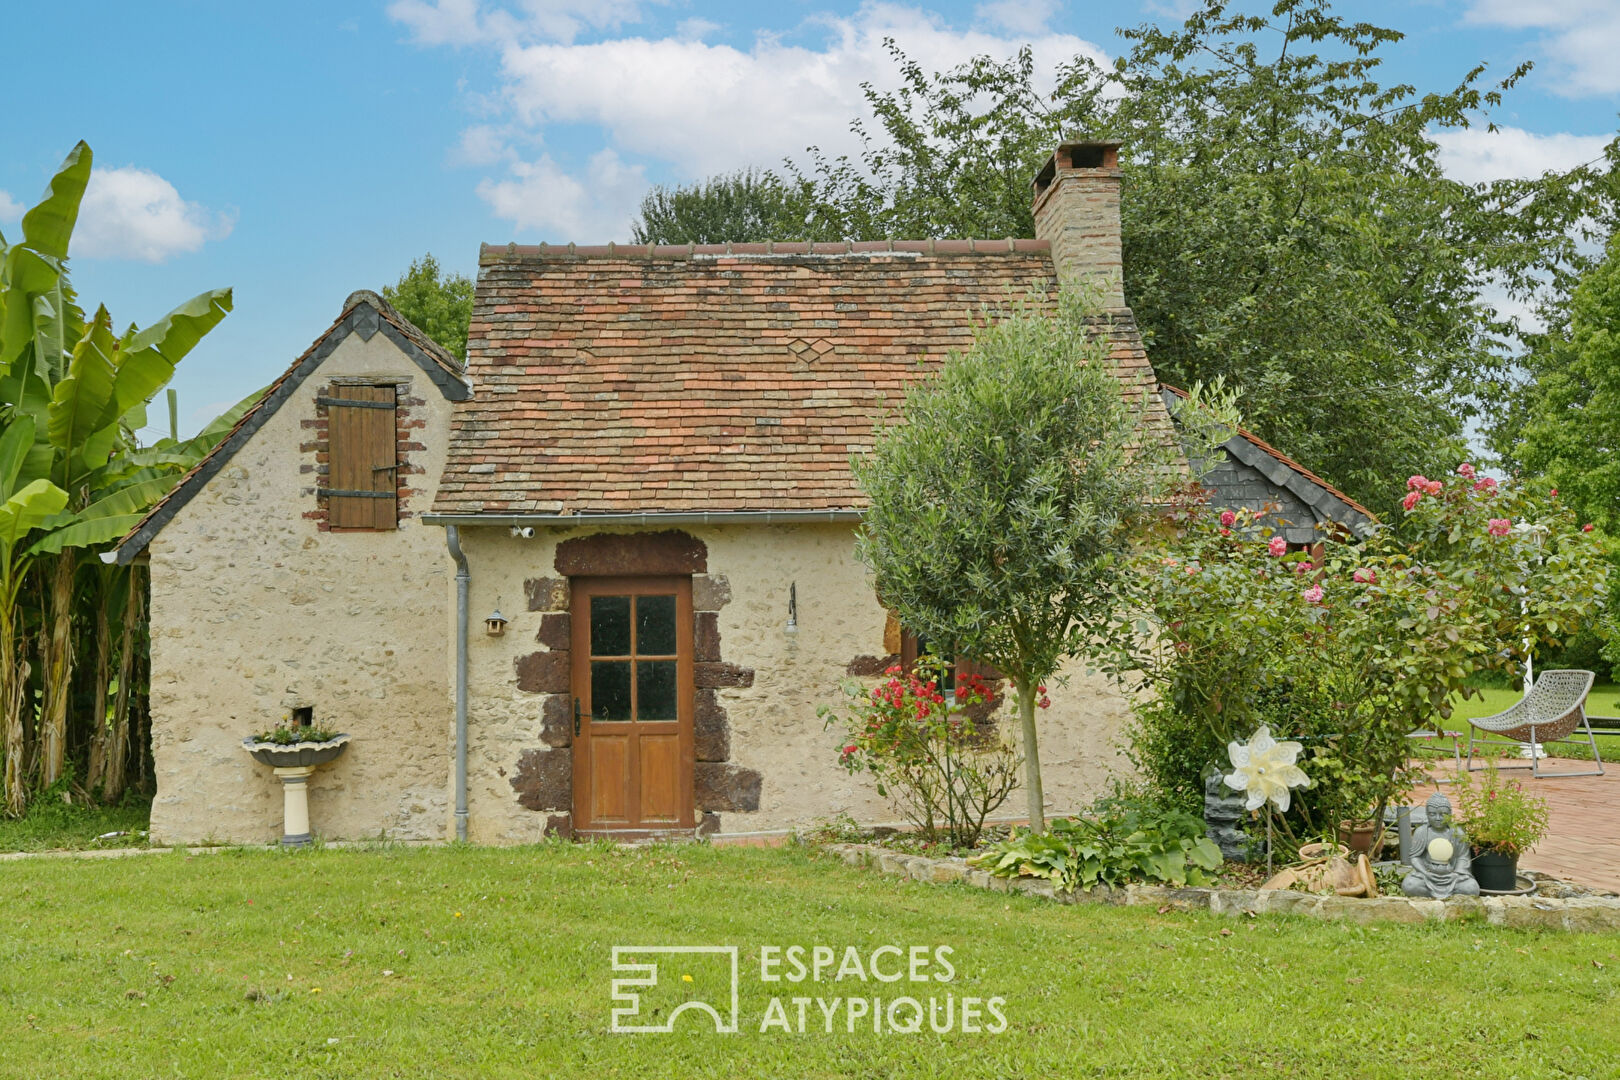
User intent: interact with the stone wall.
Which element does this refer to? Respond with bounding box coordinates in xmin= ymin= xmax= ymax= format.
xmin=146 ymin=329 xmax=456 ymax=845
xmin=455 ymin=523 xmax=1138 ymax=841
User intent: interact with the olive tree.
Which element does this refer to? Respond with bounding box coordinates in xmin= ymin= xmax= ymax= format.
xmin=853 ymin=289 xmax=1218 ymax=831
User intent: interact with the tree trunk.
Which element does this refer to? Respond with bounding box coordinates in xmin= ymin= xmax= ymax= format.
xmin=105 ymin=568 xmax=140 ymax=804
xmin=85 ymin=586 xmax=113 ymax=797
xmin=38 ymin=551 xmax=76 ymax=789
xmin=1 ymin=607 xmax=27 ymax=817
xmin=1016 ymin=675 xmax=1045 ymax=833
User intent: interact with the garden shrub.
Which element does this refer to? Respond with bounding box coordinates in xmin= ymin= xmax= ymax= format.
xmin=821 ymin=657 xmax=1020 ymax=849
xmin=1114 ymin=466 xmax=1609 ymax=852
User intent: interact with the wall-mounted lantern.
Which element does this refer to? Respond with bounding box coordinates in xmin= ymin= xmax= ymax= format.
xmin=785 ymin=581 xmax=798 ymax=634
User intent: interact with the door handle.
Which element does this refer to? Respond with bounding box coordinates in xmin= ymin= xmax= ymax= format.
xmin=574 ymin=698 xmax=588 ymax=737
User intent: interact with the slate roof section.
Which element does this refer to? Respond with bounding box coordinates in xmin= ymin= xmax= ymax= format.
xmin=108 ymin=292 xmax=470 ymax=565
xmin=1160 ymin=384 xmax=1378 ymax=536
xmin=433 ymin=243 xmax=1177 ymax=516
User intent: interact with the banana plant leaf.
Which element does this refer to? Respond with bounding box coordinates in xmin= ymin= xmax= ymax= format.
xmin=0 ymin=478 xmax=69 ymax=556
xmin=26 ymin=474 xmax=175 ymax=556
xmin=47 ymin=306 xmax=121 ymax=473
xmin=0 ymin=417 xmax=35 ymax=501
xmin=19 ymin=141 xmax=91 ymax=261
xmin=113 ymin=288 xmax=233 ymax=417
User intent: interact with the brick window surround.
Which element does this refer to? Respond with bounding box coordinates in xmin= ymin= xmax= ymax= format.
xmin=300 ymin=376 xmax=428 ymax=531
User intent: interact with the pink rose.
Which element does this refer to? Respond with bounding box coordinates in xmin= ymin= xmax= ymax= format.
xmin=1487 ymin=518 xmax=1512 ymax=538
xmin=1583 ymin=523 xmax=1595 ymax=532
xmin=1457 ymin=463 xmax=1476 ymax=479
xmin=1268 ymin=536 xmax=1287 ymax=557
xmin=1473 ymin=478 xmax=1497 ymax=494
xmin=1407 ymin=475 xmax=1428 ymax=492
xmin=1424 ymin=480 xmax=1443 ymax=495
xmin=1220 ymin=527 xmax=1232 ymax=536
xmin=1219 ymin=510 xmax=1236 ymax=527
xmin=1292 ymin=561 xmax=1315 ymax=575
xmin=1551 ymin=488 xmax=1558 ymax=497
xmin=1402 ymin=491 xmax=1422 ymax=511
xmin=1352 ymin=567 xmax=1377 ymax=584
xmin=1184 ymin=564 xmax=1199 ymax=575
xmin=1302 ymin=584 xmax=1324 ymax=604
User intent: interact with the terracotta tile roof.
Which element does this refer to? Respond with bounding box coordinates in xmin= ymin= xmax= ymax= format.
xmin=1160 ymin=383 xmax=1379 ymax=525
xmin=433 ymin=244 xmax=1178 ymax=515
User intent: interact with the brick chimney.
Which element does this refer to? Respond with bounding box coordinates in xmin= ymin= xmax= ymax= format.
xmin=1031 ymin=141 xmax=1125 ymax=309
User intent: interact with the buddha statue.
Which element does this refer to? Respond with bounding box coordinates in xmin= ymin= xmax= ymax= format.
xmin=1401 ymin=792 xmax=1480 ymax=898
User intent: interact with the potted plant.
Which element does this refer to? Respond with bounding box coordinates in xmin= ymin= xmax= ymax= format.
xmin=1452 ymin=763 xmax=1550 ymax=891
xmin=242 ymin=719 xmax=351 ymax=847
xmin=242 ymin=722 xmax=351 ymax=767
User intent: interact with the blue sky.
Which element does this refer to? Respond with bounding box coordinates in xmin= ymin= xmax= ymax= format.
xmin=3 ymin=1 xmax=1616 ymax=436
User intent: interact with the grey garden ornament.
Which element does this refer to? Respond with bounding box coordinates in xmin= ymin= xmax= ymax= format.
xmin=1400 ymin=792 xmax=1481 ymax=899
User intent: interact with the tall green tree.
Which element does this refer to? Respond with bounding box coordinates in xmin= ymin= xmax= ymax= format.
xmin=1506 ymin=230 xmax=1620 ymax=534
xmin=629 ymin=169 xmax=797 ymax=245
xmin=657 ymin=2 xmax=1619 ymax=514
xmin=853 ymin=289 xmax=1221 ymax=832
xmin=382 ymin=254 xmax=474 ymax=362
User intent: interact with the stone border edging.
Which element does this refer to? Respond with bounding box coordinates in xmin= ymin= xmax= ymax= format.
xmin=824 ymin=843 xmax=1620 ymax=932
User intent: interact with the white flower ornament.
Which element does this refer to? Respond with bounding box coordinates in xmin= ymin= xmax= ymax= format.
xmin=1223 ymin=726 xmax=1310 ymax=812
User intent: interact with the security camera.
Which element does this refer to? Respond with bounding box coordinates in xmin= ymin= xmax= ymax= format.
xmin=509 ymin=526 xmax=536 ymax=539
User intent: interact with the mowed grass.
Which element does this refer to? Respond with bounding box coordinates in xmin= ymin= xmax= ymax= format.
xmin=2 ymin=844 xmax=1619 ymax=1079
xmin=1445 ymin=682 xmax=1620 ymax=762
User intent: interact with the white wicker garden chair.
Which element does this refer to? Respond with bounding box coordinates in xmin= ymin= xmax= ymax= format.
xmin=1465 ymin=669 xmax=1604 ymax=778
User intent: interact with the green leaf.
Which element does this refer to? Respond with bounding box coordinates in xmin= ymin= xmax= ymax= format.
xmin=20 ymin=142 xmax=91 ymax=261
xmin=0 ymin=416 xmax=37 ymax=501
xmin=25 ymin=474 xmax=173 ymax=556
xmin=47 ymin=305 xmax=120 ymax=470
xmin=114 ymin=288 xmax=233 ymax=416
xmin=0 ymin=478 xmax=69 ymax=556
xmin=0 ymin=246 xmax=60 ymax=368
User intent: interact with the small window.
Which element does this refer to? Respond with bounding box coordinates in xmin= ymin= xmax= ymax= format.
xmin=899 ymin=630 xmax=1001 ymax=699
xmin=326 ymin=385 xmax=398 ymax=530
xmin=291 ymin=706 xmax=314 ymax=728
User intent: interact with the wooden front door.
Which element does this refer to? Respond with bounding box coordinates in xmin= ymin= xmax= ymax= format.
xmin=571 ymin=576 xmax=695 ymax=834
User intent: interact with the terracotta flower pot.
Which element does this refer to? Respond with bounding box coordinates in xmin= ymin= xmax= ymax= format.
xmin=1336 ymin=819 xmax=1384 ymax=858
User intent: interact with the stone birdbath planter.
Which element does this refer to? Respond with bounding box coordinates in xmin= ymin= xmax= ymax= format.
xmin=242 ymin=729 xmax=351 ymax=847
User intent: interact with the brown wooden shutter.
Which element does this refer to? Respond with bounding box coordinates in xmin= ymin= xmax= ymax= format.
xmin=326 ymin=385 xmax=397 ymax=530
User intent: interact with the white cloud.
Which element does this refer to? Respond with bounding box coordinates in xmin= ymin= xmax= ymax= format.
xmin=395 ymin=2 xmax=1111 ymax=240
xmin=1431 ymin=125 xmax=1609 ymax=184
xmin=974 ymin=0 xmax=1060 ymax=35
xmin=476 ymin=149 xmax=648 ymax=238
xmin=0 ymin=190 xmax=22 ymax=223
xmin=1465 ymin=0 xmax=1620 ymax=96
xmin=389 ymin=0 xmax=649 ymax=46
xmin=452 ymin=124 xmax=517 ymax=166
xmin=675 ymin=17 xmax=721 ymax=42
xmin=72 ymin=166 xmax=234 ymax=263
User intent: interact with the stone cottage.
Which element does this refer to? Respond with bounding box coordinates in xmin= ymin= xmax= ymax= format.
xmin=113 ymin=142 xmax=1368 ymax=845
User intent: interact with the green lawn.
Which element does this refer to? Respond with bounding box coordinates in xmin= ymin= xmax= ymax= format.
xmin=2 ymin=844 xmax=1618 ymax=1079
xmin=1444 ymin=682 xmax=1620 ymax=762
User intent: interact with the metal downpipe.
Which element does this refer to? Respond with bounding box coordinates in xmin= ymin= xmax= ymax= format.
xmin=446 ymin=525 xmax=470 ymax=842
